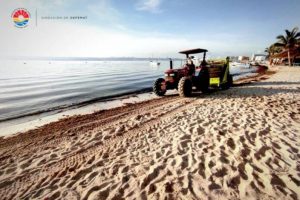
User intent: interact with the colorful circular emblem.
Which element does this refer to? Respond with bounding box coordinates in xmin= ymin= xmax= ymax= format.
xmin=12 ymin=8 xmax=30 ymax=28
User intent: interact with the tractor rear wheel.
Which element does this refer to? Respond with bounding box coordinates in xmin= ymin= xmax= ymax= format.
xmin=153 ymin=78 xmax=167 ymax=96
xmin=178 ymin=77 xmax=192 ymax=97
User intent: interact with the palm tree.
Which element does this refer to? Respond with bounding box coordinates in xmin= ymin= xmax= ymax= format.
xmin=265 ymin=44 xmax=282 ymax=57
xmin=274 ymin=27 xmax=300 ymax=66
xmin=265 ymin=44 xmax=282 ymax=65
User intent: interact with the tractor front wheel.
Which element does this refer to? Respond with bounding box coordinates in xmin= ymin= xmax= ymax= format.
xmin=153 ymin=78 xmax=167 ymax=96
xmin=178 ymin=77 xmax=192 ymax=97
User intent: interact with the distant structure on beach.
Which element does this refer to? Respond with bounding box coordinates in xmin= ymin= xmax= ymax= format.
xmin=250 ymin=54 xmax=268 ymax=65
xmin=251 ymin=54 xmax=267 ymax=62
xmin=238 ymin=56 xmax=250 ymax=63
xmin=228 ymin=56 xmax=239 ymax=62
xmin=271 ymin=49 xmax=300 ymax=66
xmin=266 ymin=27 xmax=300 ymax=66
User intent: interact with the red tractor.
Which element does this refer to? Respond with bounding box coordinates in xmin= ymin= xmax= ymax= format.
xmin=153 ymin=48 xmax=232 ymax=97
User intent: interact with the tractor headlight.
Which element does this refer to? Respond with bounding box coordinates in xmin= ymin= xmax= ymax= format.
xmin=165 ymin=73 xmax=175 ymax=77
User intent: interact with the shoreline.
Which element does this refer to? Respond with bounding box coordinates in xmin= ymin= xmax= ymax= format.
xmin=0 ymin=87 xmax=154 ymax=123
xmin=0 ymin=65 xmax=270 ymax=137
xmin=0 ymin=65 xmax=261 ymax=123
xmin=0 ymin=66 xmax=299 ymax=199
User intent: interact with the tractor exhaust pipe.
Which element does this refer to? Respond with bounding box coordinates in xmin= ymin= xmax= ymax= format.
xmin=170 ymin=59 xmax=173 ymax=69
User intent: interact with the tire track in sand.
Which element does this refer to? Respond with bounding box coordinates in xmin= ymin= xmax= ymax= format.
xmin=0 ymin=96 xmax=201 ymax=199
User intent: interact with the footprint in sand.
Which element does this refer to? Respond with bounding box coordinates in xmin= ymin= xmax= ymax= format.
xmin=62 ymin=189 xmax=80 ymax=200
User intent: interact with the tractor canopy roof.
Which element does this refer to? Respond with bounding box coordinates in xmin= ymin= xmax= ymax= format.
xmin=179 ymin=48 xmax=208 ymax=55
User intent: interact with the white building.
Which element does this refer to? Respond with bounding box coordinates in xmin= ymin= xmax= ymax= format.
xmin=238 ymin=56 xmax=250 ymax=62
xmin=251 ymin=54 xmax=267 ymax=62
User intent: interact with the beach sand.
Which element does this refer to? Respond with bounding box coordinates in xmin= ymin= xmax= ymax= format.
xmin=0 ymin=66 xmax=299 ymax=199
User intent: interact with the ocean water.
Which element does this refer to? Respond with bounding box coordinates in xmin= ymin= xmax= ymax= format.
xmin=0 ymin=60 xmax=256 ymax=121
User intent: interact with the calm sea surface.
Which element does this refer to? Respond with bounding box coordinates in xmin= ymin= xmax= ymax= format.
xmin=0 ymin=60 xmax=256 ymax=121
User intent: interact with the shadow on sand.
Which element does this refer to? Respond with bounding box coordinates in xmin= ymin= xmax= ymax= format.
xmin=234 ymin=81 xmax=300 ymax=87
xmin=166 ymin=81 xmax=300 ymax=99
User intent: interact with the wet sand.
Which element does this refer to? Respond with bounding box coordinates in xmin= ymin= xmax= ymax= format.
xmin=0 ymin=66 xmax=299 ymax=199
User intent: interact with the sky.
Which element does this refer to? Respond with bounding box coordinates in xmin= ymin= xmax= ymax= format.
xmin=0 ymin=0 xmax=300 ymax=58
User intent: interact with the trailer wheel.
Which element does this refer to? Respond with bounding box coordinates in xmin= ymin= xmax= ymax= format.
xmin=178 ymin=77 xmax=192 ymax=97
xmin=197 ymin=69 xmax=209 ymax=93
xmin=221 ymin=74 xmax=233 ymax=90
xmin=153 ymin=78 xmax=167 ymax=96
xmin=228 ymin=74 xmax=233 ymax=87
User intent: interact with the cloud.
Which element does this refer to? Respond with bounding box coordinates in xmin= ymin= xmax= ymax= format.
xmin=0 ymin=1 xmax=259 ymax=58
xmin=0 ymin=17 xmax=253 ymax=58
xmin=0 ymin=0 xmax=73 ymax=21
xmin=87 ymin=0 xmax=120 ymax=22
xmin=136 ymin=0 xmax=163 ymax=13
